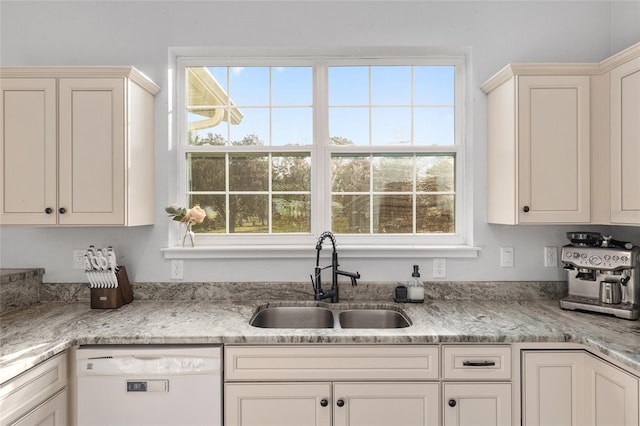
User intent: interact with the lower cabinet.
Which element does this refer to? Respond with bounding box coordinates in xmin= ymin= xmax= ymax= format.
xmin=0 ymin=352 xmax=68 ymax=426
xmin=224 ymin=345 xmax=440 ymax=426
xmin=443 ymin=383 xmax=512 ymax=426
xmin=11 ymin=390 xmax=68 ymax=426
xmin=224 ymin=344 xmax=640 ymax=426
xmin=225 ymin=383 xmax=331 ymax=426
xmin=225 ymin=382 xmax=439 ymax=426
xmin=522 ymin=350 xmax=639 ymax=426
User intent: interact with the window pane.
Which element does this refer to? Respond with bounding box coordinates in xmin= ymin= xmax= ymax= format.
xmin=329 ymin=66 xmax=369 ymax=105
xmin=417 ymin=194 xmax=455 ymax=233
xmin=414 ymin=66 xmax=454 ymax=105
xmin=229 ymin=67 xmax=269 ymax=105
xmin=189 ymin=194 xmax=226 ymax=233
xmin=332 ymin=195 xmax=370 ymax=234
xmin=229 ymin=154 xmax=268 ymax=191
xmin=371 ymin=107 xmax=411 ymax=146
xmin=189 ymin=123 xmax=228 ymax=146
xmin=188 ymin=153 xmax=225 ymax=192
xmin=206 ymin=67 xmax=228 ymax=93
xmin=229 ymin=108 xmax=268 ymax=146
xmin=329 ymin=107 xmax=369 ymax=145
xmin=272 ymin=108 xmax=313 ymax=146
xmin=331 ymin=155 xmax=370 ymax=192
xmin=373 ymin=194 xmax=412 ymax=233
xmin=229 ymin=194 xmax=268 ymax=233
xmin=372 ymin=66 xmax=411 ymax=105
xmin=414 ymin=107 xmax=454 ymax=145
xmin=272 ymin=67 xmax=312 ymax=105
xmin=273 ymin=194 xmax=310 ymax=233
xmin=417 ymin=155 xmax=455 ymax=192
xmin=373 ymin=155 xmax=413 ymax=192
xmin=272 ymin=153 xmax=311 ymax=191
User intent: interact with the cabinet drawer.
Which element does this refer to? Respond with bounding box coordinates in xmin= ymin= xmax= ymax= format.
xmin=225 ymin=345 xmax=439 ymax=381
xmin=0 ymin=352 xmax=67 ymax=425
xmin=443 ymin=345 xmax=511 ymax=380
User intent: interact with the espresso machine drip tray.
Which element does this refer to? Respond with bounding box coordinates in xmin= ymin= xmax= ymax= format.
xmin=560 ymin=297 xmax=639 ymax=320
xmin=560 ymin=242 xmax=640 ymax=320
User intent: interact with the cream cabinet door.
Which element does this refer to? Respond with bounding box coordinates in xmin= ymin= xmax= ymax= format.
xmin=0 ymin=78 xmax=57 ymax=225
xmin=517 ymin=75 xmax=591 ymax=223
xmin=11 ymin=389 xmax=68 ymax=426
xmin=333 ymin=382 xmax=439 ymax=426
xmin=611 ymin=56 xmax=640 ymax=224
xmin=443 ymin=383 xmax=511 ymax=426
xmin=522 ymin=351 xmax=585 ymax=426
xmin=522 ymin=350 xmax=640 ymax=426
xmin=58 ymin=78 xmax=126 ymax=225
xmin=225 ymin=383 xmax=331 ymax=426
xmin=584 ymin=353 xmax=639 ymax=426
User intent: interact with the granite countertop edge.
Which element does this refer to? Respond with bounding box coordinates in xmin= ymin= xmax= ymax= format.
xmin=1 ymin=299 xmax=639 ymax=384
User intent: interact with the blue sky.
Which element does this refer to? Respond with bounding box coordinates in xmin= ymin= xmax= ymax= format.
xmin=189 ymin=65 xmax=455 ymax=146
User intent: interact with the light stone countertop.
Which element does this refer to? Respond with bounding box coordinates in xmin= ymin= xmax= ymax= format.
xmin=1 ymin=299 xmax=640 ymax=384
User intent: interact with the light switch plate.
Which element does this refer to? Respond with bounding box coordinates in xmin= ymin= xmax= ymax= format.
xmin=500 ymin=247 xmax=514 ymax=268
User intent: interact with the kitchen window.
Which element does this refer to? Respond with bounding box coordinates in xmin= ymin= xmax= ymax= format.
xmin=174 ymin=54 xmax=473 ymax=256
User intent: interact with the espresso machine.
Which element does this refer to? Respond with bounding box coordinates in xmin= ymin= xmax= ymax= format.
xmin=560 ymin=232 xmax=640 ymax=320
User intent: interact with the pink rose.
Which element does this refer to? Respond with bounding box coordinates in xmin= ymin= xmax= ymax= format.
xmin=183 ymin=205 xmax=206 ymax=223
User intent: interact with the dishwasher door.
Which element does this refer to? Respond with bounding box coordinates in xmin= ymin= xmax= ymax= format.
xmin=76 ymin=345 xmax=222 ymax=426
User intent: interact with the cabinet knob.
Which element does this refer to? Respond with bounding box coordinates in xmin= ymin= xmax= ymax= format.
xmin=523 ymin=205 xmax=530 ymax=213
xmin=44 ymin=207 xmax=53 ymax=214
xmin=59 ymin=207 xmax=66 ymax=214
xmin=448 ymin=399 xmax=457 ymax=407
xmin=320 ymin=399 xmax=328 ymax=407
xmin=336 ymin=399 xmax=345 ymax=407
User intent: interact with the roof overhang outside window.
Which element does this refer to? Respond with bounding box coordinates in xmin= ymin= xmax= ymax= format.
xmin=187 ymin=67 xmax=243 ymax=131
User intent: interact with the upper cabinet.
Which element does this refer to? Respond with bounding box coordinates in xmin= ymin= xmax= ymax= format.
xmin=610 ymin=55 xmax=640 ymax=225
xmin=482 ymin=69 xmax=591 ymax=224
xmin=0 ymin=67 xmax=160 ymax=226
xmin=483 ymin=42 xmax=640 ymax=226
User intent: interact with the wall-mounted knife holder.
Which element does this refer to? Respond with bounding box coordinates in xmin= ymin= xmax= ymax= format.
xmin=90 ymin=266 xmax=133 ymax=309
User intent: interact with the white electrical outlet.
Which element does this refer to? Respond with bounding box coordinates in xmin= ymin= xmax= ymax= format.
xmin=73 ymin=250 xmax=86 ymax=269
xmin=500 ymin=247 xmax=514 ymax=268
xmin=544 ymin=246 xmax=558 ymax=267
xmin=433 ymin=258 xmax=446 ymax=279
xmin=170 ymin=260 xmax=184 ymax=280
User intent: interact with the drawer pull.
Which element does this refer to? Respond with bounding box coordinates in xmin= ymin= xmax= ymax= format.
xmin=320 ymin=399 xmax=328 ymax=407
xmin=462 ymin=360 xmax=496 ymax=367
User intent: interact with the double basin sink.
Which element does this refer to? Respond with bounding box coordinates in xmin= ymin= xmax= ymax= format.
xmin=249 ymin=304 xmax=411 ymax=329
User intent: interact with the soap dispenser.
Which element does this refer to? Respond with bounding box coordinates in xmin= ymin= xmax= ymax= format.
xmin=407 ymin=265 xmax=424 ymax=302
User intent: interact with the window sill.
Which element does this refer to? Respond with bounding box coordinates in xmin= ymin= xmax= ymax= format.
xmin=161 ymin=245 xmax=481 ymax=259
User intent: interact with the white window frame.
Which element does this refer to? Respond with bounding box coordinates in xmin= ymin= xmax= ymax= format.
xmin=164 ymin=52 xmax=478 ymax=260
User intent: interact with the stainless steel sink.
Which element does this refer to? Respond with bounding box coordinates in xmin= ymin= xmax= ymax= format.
xmin=249 ymin=306 xmax=335 ymax=328
xmin=249 ymin=305 xmax=411 ymax=329
xmin=338 ymin=309 xmax=411 ymax=329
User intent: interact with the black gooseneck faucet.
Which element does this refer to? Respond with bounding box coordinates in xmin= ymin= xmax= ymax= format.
xmin=311 ymin=231 xmax=360 ymax=303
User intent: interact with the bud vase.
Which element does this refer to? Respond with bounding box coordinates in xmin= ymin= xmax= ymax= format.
xmin=182 ymin=223 xmax=195 ymax=247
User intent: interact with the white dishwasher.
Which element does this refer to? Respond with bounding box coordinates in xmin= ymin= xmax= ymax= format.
xmin=76 ymin=345 xmax=222 ymax=426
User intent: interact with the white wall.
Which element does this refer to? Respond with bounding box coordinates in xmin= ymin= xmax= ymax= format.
xmin=1 ymin=1 xmax=639 ymax=283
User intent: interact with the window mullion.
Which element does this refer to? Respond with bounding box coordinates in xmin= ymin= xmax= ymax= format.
xmin=314 ymin=63 xmax=329 ymax=235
